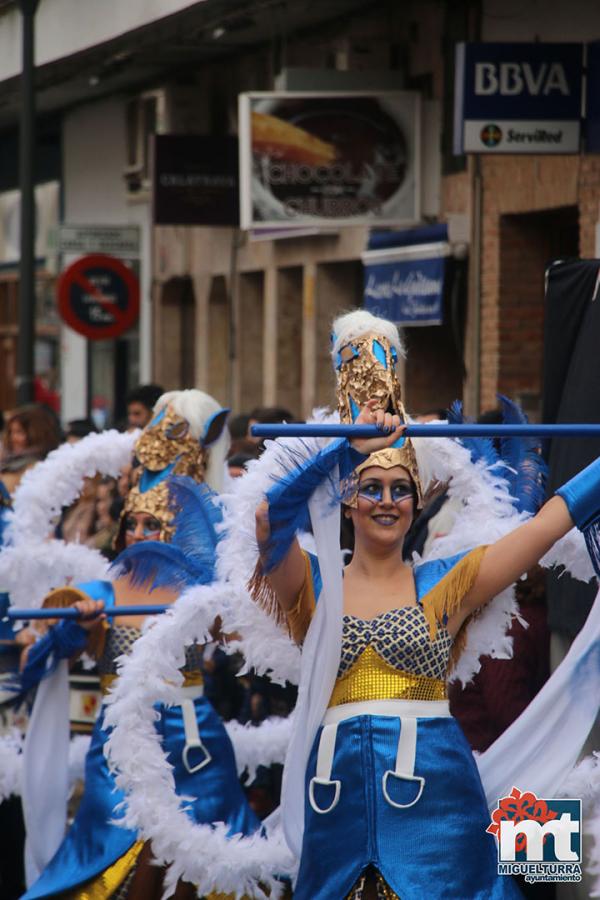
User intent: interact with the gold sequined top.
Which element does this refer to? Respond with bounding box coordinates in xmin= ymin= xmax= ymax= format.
xmin=286 ymin=548 xmax=488 ymax=707
xmin=329 ymin=610 xmax=451 ymax=707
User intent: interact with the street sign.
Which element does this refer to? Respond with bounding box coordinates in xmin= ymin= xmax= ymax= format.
xmin=54 ymin=225 xmax=140 ymax=257
xmin=454 ymin=43 xmax=583 ymax=154
xmin=57 ymin=254 xmax=139 ymax=340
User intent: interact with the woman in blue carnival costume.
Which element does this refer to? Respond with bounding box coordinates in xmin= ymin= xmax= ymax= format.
xmin=251 ymin=311 xmax=600 ymax=900
xmin=19 ymin=389 xmax=261 ymax=900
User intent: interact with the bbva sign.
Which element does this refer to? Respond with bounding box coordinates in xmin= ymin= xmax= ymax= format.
xmin=475 ymin=62 xmax=570 ymax=97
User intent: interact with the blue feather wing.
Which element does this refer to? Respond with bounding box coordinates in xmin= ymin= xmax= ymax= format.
xmin=110 ymin=478 xmax=223 ymax=590
xmin=167 ymin=476 xmax=223 ymax=570
xmin=447 ymin=400 xmax=500 ymax=471
xmin=497 ymin=394 xmax=547 ymax=514
xmin=111 ymin=541 xmax=213 ymax=591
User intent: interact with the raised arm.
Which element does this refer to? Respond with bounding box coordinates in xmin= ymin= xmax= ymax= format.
xmin=255 ymin=500 xmax=305 ymax=612
xmin=254 ymin=401 xmax=403 ymax=617
xmin=453 ymin=495 xmax=573 ymax=629
xmin=451 ymin=447 xmax=600 ymax=631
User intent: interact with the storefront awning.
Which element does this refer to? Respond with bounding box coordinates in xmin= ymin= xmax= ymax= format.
xmin=362 ymin=224 xmax=450 ymax=326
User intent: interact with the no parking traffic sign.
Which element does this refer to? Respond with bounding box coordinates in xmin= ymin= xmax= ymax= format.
xmin=57 ymin=253 xmax=139 ymax=340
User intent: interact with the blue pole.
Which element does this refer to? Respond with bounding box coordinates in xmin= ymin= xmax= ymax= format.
xmin=6 ymin=604 xmax=169 ymax=621
xmin=251 ymin=423 xmax=600 ymax=439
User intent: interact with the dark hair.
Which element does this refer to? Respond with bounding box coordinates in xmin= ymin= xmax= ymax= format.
xmin=66 ymin=418 xmax=97 ymax=440
xmin=6 ymin=404 xmax=61 ymax=458
xmin=227 ymin=438 xmax=260 ymax=460
xmin=126 ymin=384 xmax=164 ymax=411
xmin=228 ymin=413 xmax=251 ymax=440
xmin=249 ymin=406 xmax=295 ymax=425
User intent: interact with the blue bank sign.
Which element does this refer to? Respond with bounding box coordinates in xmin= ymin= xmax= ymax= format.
xmin=362 ymin=241 xmax=448 ymax=326
xmin=454 ymin=43 xmax=583 ymax=154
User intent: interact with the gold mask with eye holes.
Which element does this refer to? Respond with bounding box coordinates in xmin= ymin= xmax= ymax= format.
xmin=334 ymin=331 xmax=424 ymax=508
xmin=134 ymin=404 xmax=207 ymax=482
xmin=118 ymin=480 xmax=175 ymax=545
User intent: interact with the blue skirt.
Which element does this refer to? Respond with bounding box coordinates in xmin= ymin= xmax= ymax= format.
xmin=294 ymin=713 xmax=523 ymax=899
xmin=23 ymin=696 xmax=260 ymax=898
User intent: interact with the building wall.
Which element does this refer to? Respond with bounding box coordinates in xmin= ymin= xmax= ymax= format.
xmin=476 ymin=155 xmax=599 ymax=415
xmin=62 ymin=97 xmax=152 ymax=421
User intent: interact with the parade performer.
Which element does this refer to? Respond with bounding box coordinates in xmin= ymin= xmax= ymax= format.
xmin=18 ymin=389 xmax=262 ymax=900
xmin=101 ymin=312 xmax=600 ymax=897
xmin=249 ymin=311 xmax=600 ymax=899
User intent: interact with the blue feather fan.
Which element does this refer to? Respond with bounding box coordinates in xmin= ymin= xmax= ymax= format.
xmin=111 ymin=476 xmax=224 ymax=590
xmin=447 ymin=396 xmax=547 ymax=515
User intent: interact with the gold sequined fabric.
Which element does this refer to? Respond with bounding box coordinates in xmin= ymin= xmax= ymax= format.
xmin=329 ymin=645 xmax=447 ymax=707
xmin=335 ymin=331 xmax=423 ymax=506
xmin=134 ymin=405 xmax=207 ymax=481
xmin=329 ymin=606 xmax=450 ymax=706
xmin=347 ymin=867 xmax=399 ymax=899
xmin=120 ymin=480 xmax=175 ymax=543
xmin=65 ymin=840 xmax=143 ymax=900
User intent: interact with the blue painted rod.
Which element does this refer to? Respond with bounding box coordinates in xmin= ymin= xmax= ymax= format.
xmin=251 ymin=423 xmax=600 ymax=439
xmin=7 ymin=604 xmax=168 ymax=621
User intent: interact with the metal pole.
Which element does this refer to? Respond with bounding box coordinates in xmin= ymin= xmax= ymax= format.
xmin=16 ymin=0 xmax=39 ymax=406
xmin=251 ymin=422 xmax=600 ymax=440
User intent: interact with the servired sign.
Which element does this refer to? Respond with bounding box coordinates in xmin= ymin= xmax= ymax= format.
xmin=454 ymin=42 xmax=583 ymax=154
xmin=57 ymin=254 xmax=139 ymax=340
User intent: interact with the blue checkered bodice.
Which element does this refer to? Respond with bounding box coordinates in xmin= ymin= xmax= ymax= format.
xmin=339 ymin=606 xmax=452 ymax=680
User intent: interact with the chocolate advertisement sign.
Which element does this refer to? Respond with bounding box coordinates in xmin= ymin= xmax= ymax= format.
xmin=238 ymin=92 xmax=421 ymax=229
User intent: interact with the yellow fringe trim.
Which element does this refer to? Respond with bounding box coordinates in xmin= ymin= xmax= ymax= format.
xmin=247 ymin=558 xmax=286 ymax=629
xmin=420 ymin=545 xmax=488 ymax=674
xmin=248 ymin=551 xmax=316 ymax=644
xmin=66 ymin=840 xmax=144 ymax=900
xmin=420 ymin=545 xmax=487 ymax=642
xmin=286 ymin=551 xmax=316 ymax=644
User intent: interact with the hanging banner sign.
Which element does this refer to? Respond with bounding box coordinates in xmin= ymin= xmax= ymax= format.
xmin=153 ymin=135 xmax=239 ymax=226
xmin=362 ymin=242 xmax=449 ymax=326
xmin=57 ymin=254 xmax=139 ymax=340
xmin=239 ymin=91 xmax=421 ymax=228
xmin=454 ymin=42 xmax=583 ymax=154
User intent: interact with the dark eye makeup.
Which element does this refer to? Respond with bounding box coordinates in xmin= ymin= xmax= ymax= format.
xmin=357 ymin=479 xmax=413 ymax=504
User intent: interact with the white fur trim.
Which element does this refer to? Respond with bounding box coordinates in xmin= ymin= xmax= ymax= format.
xmin=225 ymin=716 xmax=293 ymax=783
xmin=6 ymin=430 xmax=137 ymax=547
xmin=330 ymin=309 xmax=405 ymax=362
xmin=0 ymin=431 xmax=137 ymax=609
xmin=0 ymin=731 xmax=91 ymax=802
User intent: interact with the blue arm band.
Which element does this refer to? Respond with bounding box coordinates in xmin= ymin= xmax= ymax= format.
xmin=263 ymin=438 xmax=365 ymax=572
xmin=20 ymin=620 xmax=89 ymax=692
xmin=556 ymin=457 xmax=600 ymax=531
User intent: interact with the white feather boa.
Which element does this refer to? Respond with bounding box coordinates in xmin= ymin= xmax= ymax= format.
xmin=225 ymin=716 xmax=293 ymax=782
xmin=0 ymin=431 xmax=137 ymax=609
xmin=0 ymin=731 xmax=91 ymax=802
xmin=103 ymin=584 xmax=296 ymax=899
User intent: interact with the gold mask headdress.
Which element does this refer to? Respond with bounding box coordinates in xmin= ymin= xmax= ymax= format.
xmin=118 ymin=479 xmax=175 ymax=546
xmin=134 ymin=404 xmax=208 ymax=482
xmin=333 ymin=328 xmax=423 ymax=507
